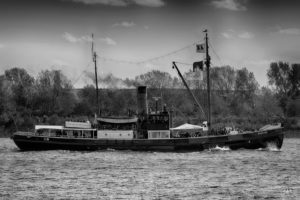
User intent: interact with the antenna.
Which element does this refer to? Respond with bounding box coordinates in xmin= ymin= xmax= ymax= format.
xmin=92 ymin=33 xmax=100 ymax=116
xmin=204 ymin=29 xmax=212 ymax=133
xmin=92 ymin=34 xmax=94 ymax=60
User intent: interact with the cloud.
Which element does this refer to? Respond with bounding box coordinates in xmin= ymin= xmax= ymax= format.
xmin=63 ymin=32 xmax=92 ymax=43
xmin=112 ymin=21 xmax=136 ymax=28
xmin=63 ymin=32 xmax=116 ymax=45
xmin=221 ymin=29 xmax=235 ymax=39
xmin=66 ymin=0 xmax=165 ymax=7
xmin=63 ymin=32 xmax=78 ymax=43
xmin=84 ymin=71 xmax=134 ymax=89
xmin=238 ymin=31 xmax=254 ymax=39
xmin=144 ymin=25 xmax=149 ymax=30
xmin=221 ymin=32 xmax=233 ymax=39
xmin=211 ymin=0 xmax=247 ymax=11
xmin=71 ymin=0 xmax=127 ymax=6
xmin=243 ymin=59 xmax=273 ymax=66
xmin=0 ymin=44 xmax=4 ymax=48
xmin=52 ymin=59 xmax=70 ymax=66
xmin=132 ymin=0 xmax=164 ymax=7
xmin=99 ymin=37 xmax=117 ymax=45
xmin=278 ymin=28 xmax=300 ymax=35
xmin=222 ymin=30 xmax=254 ymax=39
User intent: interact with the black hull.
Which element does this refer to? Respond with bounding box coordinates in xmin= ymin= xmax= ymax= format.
xmin=11 ymin=128 xmax=284 ymax=152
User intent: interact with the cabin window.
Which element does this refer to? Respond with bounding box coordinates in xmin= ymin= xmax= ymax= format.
xmin=55 ymin=130 xmax=62 ymax=137
xmin=83 ymin=131 xmax=92 ymax=138
xmin=64 ymin=130 xmax=74 ymax=137
xmin=148 ymin=130 xmax=170 ymax=139
xmin=36 ymin=129 xmax=50 ymax=136
xmin=98 ymin=122 xmax=136 ymax=130
xmin=160 ymin=131 xmax=170 ymax=138
xmin=152 ymin=132 xmax=159 ymax=138
xmin=62 ymin=130 xmax=68 ymax=137
xmin=73 ymin=131 xmax=79 ymax=138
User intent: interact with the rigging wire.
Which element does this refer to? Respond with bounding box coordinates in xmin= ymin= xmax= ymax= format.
xmin=136 ymin=42 xmax=197 ymax=64
xmin=98 ymin=56 xmax=138 ymax=65
xmin=174 ymin=61 xmax=193 ymax=66
xmin=71 ymin=62 xmax=92 ymax=85
xmin=74 ymin=40 xmax=205 ymax=84
xmin=208 ymin=40 xmax=225 ymax=67
xmin=97 ymin=42 xmax=198 ymax=65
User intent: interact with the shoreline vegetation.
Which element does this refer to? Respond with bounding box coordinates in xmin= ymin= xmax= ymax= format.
xmin=0 ymin=62 xmax=299 ymax=137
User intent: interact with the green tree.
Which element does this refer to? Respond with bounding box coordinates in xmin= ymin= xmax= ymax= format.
xmin=267 ymin=62 xmax=300 ymax=116
xmin=210 ymin=66 xmax=236 ymax=117
xmin=135 ymin=70 xmax=174 ymax=88
xmin=0 ymin=75 xmax=11 ymax=125
xmin=211 ymin=66 xmax=235 ymax=93
xmin=235 ymin=68 xmax=259 ymax=102
xmin=289 ymin=64 xmax=300 ymax=98
xmin=74 ymin=85 xmax=96 ymax=116
xmin=232 ymin=68 xmax=259 ymax=115
xmin=4 ymin=68 xmax=35 ymax=108
xmin=35 ymin=70 xmax=75 ymax=116
xmin=1 ymin=68 xmax=36 ymax=131
xmin=267 ymin=62 xmax=291 ymax=95
xmin=253 ymin=87 xmax=283 ymax=123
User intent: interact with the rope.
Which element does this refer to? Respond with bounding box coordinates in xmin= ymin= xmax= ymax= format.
xmin=72 ymin=40 xmax=205 ymax=84
xmin=71 ymin=62 xmax=92 ymax=85
xmin=174 ymin=61 xmax=193 ymax=66
xmin=97 ymin=42 xmax=198 ymax=65
xmin=208 ymin=40 xmax=225 ymax=67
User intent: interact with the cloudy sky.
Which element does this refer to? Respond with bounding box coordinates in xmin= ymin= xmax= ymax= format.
xmin=0 ymin=0 xmax=299 ymax=87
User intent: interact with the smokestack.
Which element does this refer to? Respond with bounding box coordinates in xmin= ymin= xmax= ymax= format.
xmin=137 ymin=86 xmax=148 ymax=115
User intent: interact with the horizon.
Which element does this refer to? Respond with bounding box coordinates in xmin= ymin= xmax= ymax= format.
xmin=1 ymin=0 xmax=300 ymax=88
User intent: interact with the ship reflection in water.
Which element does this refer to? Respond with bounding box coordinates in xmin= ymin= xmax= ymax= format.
xmin=1 ymin=138 xmax=299 ymax=199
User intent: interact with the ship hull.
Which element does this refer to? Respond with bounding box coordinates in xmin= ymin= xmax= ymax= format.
xmin=11 ymin=128 xmax=284 ymax=152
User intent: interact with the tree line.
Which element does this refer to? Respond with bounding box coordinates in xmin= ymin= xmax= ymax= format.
xmin=0 ymin=62 xmax=299 ymax=136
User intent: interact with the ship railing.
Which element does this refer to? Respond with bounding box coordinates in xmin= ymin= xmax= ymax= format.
xmin=14 ymin=131 xmax=35 ymax=136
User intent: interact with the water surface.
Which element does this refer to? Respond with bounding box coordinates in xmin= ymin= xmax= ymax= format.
xmin=0 ymin=138 xmax=299 ymax=199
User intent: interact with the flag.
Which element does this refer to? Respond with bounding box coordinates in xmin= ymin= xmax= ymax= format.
xmin=193 ymin=61 xmax=204 ymax=72
xmin=196 ymin=43 xmax=206 ymax=53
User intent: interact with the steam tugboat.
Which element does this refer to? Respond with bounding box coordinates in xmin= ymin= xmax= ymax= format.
xmin=11 ymin=31 xmax=284 ymax=151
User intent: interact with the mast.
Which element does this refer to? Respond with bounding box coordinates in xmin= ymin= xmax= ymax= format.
xmin=92 ymin=34 xmax=100 ymax=116
xmin=204 ymin=30 xmax=211 ymax=133
xmin=172 ymin=62 xmax=206 ymax=119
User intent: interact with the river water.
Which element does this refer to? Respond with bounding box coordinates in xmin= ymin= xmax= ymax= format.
xmin=0 ymin=138 xmax=299 ymax=200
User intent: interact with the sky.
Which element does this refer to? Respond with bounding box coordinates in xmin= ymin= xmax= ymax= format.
xmin=0 ymin=0 xmax=299 ymax=88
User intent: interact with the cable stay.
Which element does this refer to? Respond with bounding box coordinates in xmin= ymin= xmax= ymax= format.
xmin=172 ymin=62 xmax=207 ymax=120
xmin=208 ymin=40 xmax=225 ymax=67
xmin=96 ymin=42 xmax=198 ymax=65
xmin=71 ymin=62 xmax=92 ymax=86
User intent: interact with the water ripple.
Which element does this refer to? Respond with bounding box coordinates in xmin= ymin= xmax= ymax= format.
xmin=0 ymin=138 xmax=299 ymax=199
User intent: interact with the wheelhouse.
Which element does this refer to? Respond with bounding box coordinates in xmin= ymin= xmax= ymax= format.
xmin=95 ymin=117 xmax=138 ymax=139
